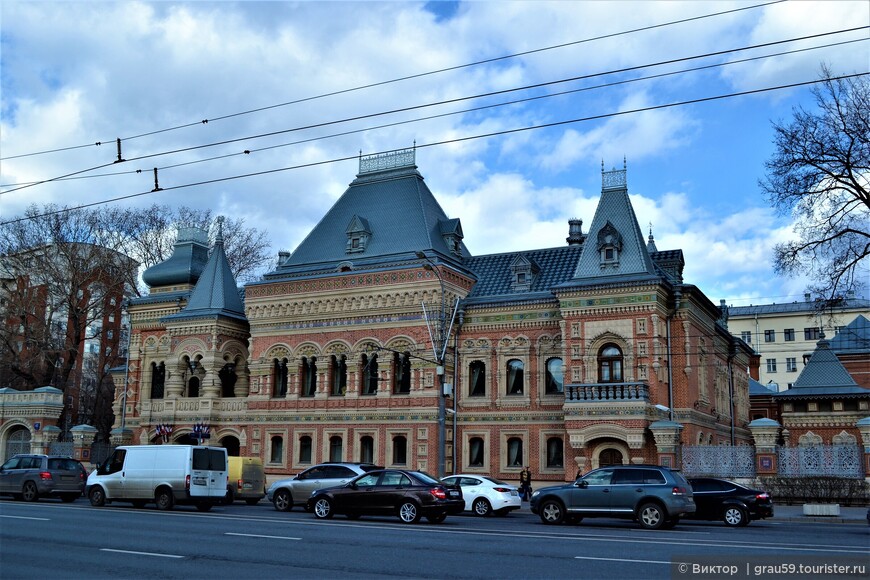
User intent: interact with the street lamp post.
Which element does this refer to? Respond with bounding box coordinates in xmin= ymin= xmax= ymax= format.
xmin=119 ymin=302 xmax=131 ymax=430
xmin=415 ymin=251 xmax=458 ymax=479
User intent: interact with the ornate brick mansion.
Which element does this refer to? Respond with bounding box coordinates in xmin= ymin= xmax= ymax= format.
xmin=111 ymin=149 xmax=755 ymax=484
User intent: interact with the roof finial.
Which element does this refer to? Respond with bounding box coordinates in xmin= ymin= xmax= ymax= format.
xmin=646 ymin=221 xmax=658 ymax=252
xmin=215 ymin=216 xmax=225 ymax=245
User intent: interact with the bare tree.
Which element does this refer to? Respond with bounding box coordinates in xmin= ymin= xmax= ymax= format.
xmin=0 ymin=205 xmax=140 ymax=436
xmin=761 ymin=66 xmax=869 ymax=301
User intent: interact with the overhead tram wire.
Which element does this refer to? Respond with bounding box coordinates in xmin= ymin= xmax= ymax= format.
xmin=0 ymin=0 xmax=787 ymax=161
xmin=3 ymin=36 xmax=862 ymax=190
xmin=2 ymin=71 xmax=865 ymax=227
xmin=2 ymin=25 xmax=864 ymax=196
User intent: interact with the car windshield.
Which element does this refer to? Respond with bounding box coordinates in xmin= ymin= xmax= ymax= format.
xmin=482 ymin=476 xmax=509 ymax=485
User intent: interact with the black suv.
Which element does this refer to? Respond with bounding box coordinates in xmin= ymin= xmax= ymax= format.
xmin=530 ymin=465 xmax=695 ymax=529
xmin=0 ymin=454 xmax=87 ymax=502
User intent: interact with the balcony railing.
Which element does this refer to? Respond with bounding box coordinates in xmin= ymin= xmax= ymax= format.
xmin=565 ymin=382 xmax=649 ymax=402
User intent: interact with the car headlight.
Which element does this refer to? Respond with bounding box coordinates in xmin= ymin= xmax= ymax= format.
xmin=531 ymin=490 xmax=540 ymax=498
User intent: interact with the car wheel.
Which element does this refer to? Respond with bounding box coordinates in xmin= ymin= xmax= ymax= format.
xmin=539 ymin=500 xmax=565 ymax=525
xmin=638 ymin=502 xmax=666 ymax=530
xmin=723 ymin=506 xmax=748 ymax=527
xmin=195 ymin=502 xmax=213 ymax=512
xmin=273 ymin=489 xmax=293 ymax=512
xmin=60 ymin=493 xmax=79 ymax=503
xmin=427 ymin=512 xmax=447 ymax=524
xmin=155 ymin=489 xmax=174 ymax=511
xmin=21 ymin=481 xmax=39 ymax=502
xmin=472 ymin=497 xmax=492 ymax=517
xmin=313 ymin=497 xmax=334 ymax=519
xmin=398 ymin=501 xmax=421 ymax=524
xmin=245 ymin=498 xmax=261 ymax=506
xmin=89 ymin=486 xmax=106 ymax=507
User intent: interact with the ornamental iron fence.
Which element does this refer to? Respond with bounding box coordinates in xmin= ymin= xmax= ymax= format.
xmin=681 ymin=445 xmax=756 ymax=478
xmin=777 ymin=445 xmax=863 ymax=478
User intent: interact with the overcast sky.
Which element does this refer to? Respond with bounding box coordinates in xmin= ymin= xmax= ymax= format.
xmin=2 ymin=1 xmax=867 ymax=305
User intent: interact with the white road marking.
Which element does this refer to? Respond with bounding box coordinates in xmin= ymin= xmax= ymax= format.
xmin=575 ymin=555 xmax=671 ymax=565
xmin=100 ymin=548 xmax=184 ymax=558
xmin=0 ymin=515 xmax=50 ymax=521
xmin=225 ymin=532 xmax=301 ymax=541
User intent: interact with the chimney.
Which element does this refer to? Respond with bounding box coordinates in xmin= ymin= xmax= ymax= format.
xmin=566 ymin=219 xmax=584 ymax=246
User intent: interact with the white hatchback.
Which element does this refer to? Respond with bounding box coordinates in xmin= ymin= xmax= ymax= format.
xmin=441 ymin=474 xmax=522 ymax=516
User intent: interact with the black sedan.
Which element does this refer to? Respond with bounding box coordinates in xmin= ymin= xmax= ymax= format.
xmin=687 ymin=477 xmax=774 ymax=527
xmin=307 ymin=469 xmax=464 ymax=524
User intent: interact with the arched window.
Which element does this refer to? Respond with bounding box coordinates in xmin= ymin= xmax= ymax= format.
xmin=187 ymin=376 xmax=200 ymax=398
xmin=393 ymin=352 xmax=411 ymax=394
xmin=546 ymin=437 xmax=564 ymax=468
xmin=330 ymin=355 xmax=347 ymax=396
xmin=360 ymin=436 xmax=374 ymax=464
xmin=545 ymin=358 xmax=563 ymax=394
xmin=301 ymin=356 xmax=317 ymax=397
xmin=273 ymin=358 xmax=288 ymax=398
xmin=392 ymin=435 xmax=407 ymax=465
xmin=506 ymin=359 xmax=524 ymax=395
xmin=219 ymin=362 xmax=236 ymax=398
xmin=598 ymin=344 xmax=623 ymax=383
xmin=150 ymin=361 xmax=165 ymax=399
xmin=361 ymin=354 xmax=378 ymax=395
xmin=270 ymin=436 xmax=284 ymax=464
xmin=469 ymin=437 xmax=484 ymax=467
xmin=507 ymin=437 xmax=524 ymax=467
xmin=299 ymin=436 xmax=312 ymax=464
xmin=329 ymin=436 xmax=343 ymax=462
xmin=469 ymin=361 xmax=486 ymax=397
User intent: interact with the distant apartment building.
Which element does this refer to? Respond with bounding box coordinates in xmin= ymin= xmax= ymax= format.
xmin=726 ymin=294 xmax=870 ymax=391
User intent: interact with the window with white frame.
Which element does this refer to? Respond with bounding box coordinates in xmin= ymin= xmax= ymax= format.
xmin=766 ymin=358 xmax=777 ymax=373
xmin=544 ymin=358 xmax=563 ymax=394
xmin=786 ymin=357 xmax=797 ymax=372
xmin=270 ymin=436 xmax=284 ymax=464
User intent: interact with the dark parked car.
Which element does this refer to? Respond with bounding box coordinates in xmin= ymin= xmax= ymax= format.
xmin=530 ymin=465 xmax=695 ymax=530
xmin=687 ymin=477 xmax=773 ymax=526
xmin=307 ymin=469 xmax=464 ymax=524
xmin=267 ymin=462 xmax=382 ymax=511
xmin=0 ymin=454 xmax=87 ymax=502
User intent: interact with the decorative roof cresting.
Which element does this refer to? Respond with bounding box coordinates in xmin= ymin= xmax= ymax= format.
xmin=359 ymin=146 xmax=416 ymax=174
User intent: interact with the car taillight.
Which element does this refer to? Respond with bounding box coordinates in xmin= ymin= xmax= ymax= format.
xmin=39 ymin=471 xmax=52 ymax=481
xmin=672 ymin=486 xmax=687 ymax=496
xmin=430 ymin=488 xmax=447 ymax=500
xmin=756 ymin=493 xmax=769 ymax=500
xmin=237 ymin=478 xmax=244 ymax=491
xmin=493 ymin=487 xmax=511 ymax=493
xmin=185 ymin=475 xmax=190 ymax=491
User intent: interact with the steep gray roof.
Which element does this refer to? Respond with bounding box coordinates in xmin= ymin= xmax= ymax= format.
xmin=266 ymin=154 xmax=471 ymax=279
xmin=142 ymin=227 xmax=209 ymax=288
xmin=774 ymin=337 xmax=867 ymax=398
xmin=749 ymin=377 xmax=777 ymax=396
xmin=728 ymin=297 xmax=870 ymax=317
xmin=163 ymin=222 xmax=246 ymax=323
xmin=828 ymin=314 xmax=870 ymax=355
xmin=565 ymin=166 xmax=660 ymax=287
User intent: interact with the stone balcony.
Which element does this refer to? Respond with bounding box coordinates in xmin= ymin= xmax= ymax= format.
xmin=563 ymin=382 xmax=653 ymax=423
xmin=565 ymin=382 xmax=650 ymax=402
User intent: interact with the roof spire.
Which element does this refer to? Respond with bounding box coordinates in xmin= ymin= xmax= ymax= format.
xmin=647 ymin=222 xmax=658 ymax=252
xmin=215 ymin=216 xmax=225 ymax=246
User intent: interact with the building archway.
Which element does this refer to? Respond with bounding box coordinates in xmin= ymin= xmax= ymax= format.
xmin=591 ymin=441 xmax=631 ymax=469
xmin=599 ymin=448 xmax=623 ymax=466
xmin=3 ymin=426 xmax=32 ymax=460
xmin=221 ymin=436 xmax=240 ymax=456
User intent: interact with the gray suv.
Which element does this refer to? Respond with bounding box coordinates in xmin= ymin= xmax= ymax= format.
xmin=0 ymin=454 xmax=87 ymax=502
xmin=530 ymin=465 xmax=695 ymax=529
xmin=267 ymin=462 xmax=382 ymax=511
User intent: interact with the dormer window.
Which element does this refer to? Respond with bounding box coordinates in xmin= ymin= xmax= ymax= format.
xmin=597 ymin=221 xmax=622 ymax=268
xmin=510 ymin=254 xmax=539 ymax=292
xmin=439 ymin=218 xmax=464 ymax=257
xmin=517 ymin=272 xmax=527 ymax=285
xmin=345 ymin=215 xmax=371 ymax=255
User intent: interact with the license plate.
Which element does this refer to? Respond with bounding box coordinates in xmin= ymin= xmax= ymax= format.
xmin=193 ymin=477 xmax=207 ymax=486
xmin=242 ymin=483 xmax=253 ymax=489
xmin=510 ymin=491 xmax=518 ymax=496
xmin=449 ymin=491 xmax=459 ymax=497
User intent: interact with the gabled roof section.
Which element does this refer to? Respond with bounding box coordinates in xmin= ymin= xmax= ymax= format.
xmin=464 ymin=245 xmax=582 ymax=304
xmin=749 ymin=377 xmax=776 ymax=396
xmin=568 ymin=163 xmax=659 ymax=286
xmin=267 ymin=148 xmax=471 ymax=278
xmin=163 ymin=218 xmax=246 ymax=323
xmin=775 ymin=336 xmax=867 ymax=398
xmin=828 ymin=315 xmax=870 ymax=355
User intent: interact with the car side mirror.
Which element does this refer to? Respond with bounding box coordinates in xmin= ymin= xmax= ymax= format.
xmin=349 ymin=482 xmax=358 ymax=490
xmin=575 ymin=480 xmax=588 ymax=488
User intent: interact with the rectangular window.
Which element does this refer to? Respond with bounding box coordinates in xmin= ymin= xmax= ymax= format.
xmin=764 ymin=330 xmax=775 ymax=342
xmin=786 ymin=358 xmax=797 ymax=372
xmin=784 ymin=328 xmax=795 ymax=341
xmin=741 ymin=331 xmax=752 ymax=344
xmin=804 ymin=327 xmax=820 ymax=340
xmin=766 ymin=358 xmax=777 ymax=373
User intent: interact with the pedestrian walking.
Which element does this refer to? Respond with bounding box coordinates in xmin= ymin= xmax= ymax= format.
xmin=519 ymin=466 xmax=532 ymax=502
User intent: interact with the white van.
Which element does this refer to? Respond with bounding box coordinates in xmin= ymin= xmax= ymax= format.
xmin=87 ymin=445 xmax=228 ymax=511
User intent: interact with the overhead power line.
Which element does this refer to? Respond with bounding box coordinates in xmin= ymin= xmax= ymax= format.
xmin=0 ymin=0 xmax=786 ymax=162
xmin=2 ymin=26 xmax=865 ymax=196
xmin=2 ymin=72 xmax=865 ymax=227
xmin=2 ymin=36 xmax=862 ymax=190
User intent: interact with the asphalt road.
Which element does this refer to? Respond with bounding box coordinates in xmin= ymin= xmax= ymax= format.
xmin=1 ymin=498 xmax=867 ymax=580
